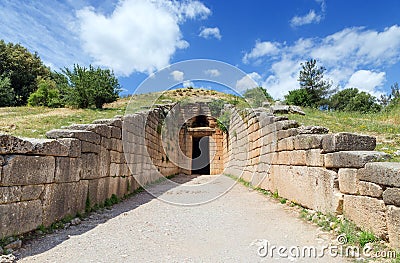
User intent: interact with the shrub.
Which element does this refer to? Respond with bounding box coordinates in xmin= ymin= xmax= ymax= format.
xmin=243 ymin=87 xmax=274 ymax=107
xmin=28 ymin=78 xmax=63 ymax=107
xmin=285 ymin=88 xmax=312 ymax=107
xmin=0 ymin=76 xmax=14 ymax=107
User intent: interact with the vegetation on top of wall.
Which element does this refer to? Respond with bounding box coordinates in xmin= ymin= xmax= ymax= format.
xmin=284 ymin=105 xmax=400 ymax=162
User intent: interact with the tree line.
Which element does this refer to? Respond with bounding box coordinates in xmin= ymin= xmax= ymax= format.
xmin=0 ymin=40 xmax=120 ymax=109
xmin=284 ymin=59 xmax=399 ymax=113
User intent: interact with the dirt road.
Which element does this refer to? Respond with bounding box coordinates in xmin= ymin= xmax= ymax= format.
xmin=18 ymin=174 xmax=347 ymax=262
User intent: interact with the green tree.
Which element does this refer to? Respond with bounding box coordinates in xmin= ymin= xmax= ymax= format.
xmin=297 ymin=59 xmax=333 ymax=107
xmin=329 ymin=88 xmax=359 ymax=111
xmin=284 ymin=88 xmax=312 ymax=107
xmin=28 ymin=77 xmax=62 ymax=107
xmin=61 ymin=64 xmax=121 ymax=109
xmin=346 ymin=91 xmax=381 ymax=113
xmin=243 ymin=87 xmax=274 ymax=107
xmin=0 ymin=40 xmax=50 ymax=106
xmin=0 ymin=75 xmax=14 ymax=107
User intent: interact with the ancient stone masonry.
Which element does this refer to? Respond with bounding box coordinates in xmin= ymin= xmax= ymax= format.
xmin=0 ymin=105 xmax=181 ymax=238
xmin=224 ymin=107 xmax=400 ymax=248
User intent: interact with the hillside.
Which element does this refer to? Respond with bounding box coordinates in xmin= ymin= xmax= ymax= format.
xmin=1 ymin=88 xmax=399 ymax=162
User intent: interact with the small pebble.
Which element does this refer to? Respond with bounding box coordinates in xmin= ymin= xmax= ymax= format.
xmin=5 ymin=240 xmax=22 ymax=250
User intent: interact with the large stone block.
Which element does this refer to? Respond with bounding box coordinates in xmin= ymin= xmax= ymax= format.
xmin=67 ymin=124 xmax=111 ymax=138
xmin=0 ymin=135 xmax=76 ymax=156
xmin=81 ymin=141 xmax=100 ymax=153
xmin=305 ymin=149 xmax=324 ymax=167
xmin=359 ymin=162 xmax=400 ymax=187
xmin=99 ymin=147 xmax=110 ymax=178
xmin=338 ymin=168 xmax=359 ymax=194
xmin=41 ymin=181 xmax=88 ymax=226
xmin=0 ymin=200 xmax=42 ymax=238
xmin=93 ymin=118 xmax=122 ymax=128
xmin=343 ymin=195 xmax=387 ymax=238
xmin=293 ymin=134 xmax=324 ymax=150
xmin=324 ymin=151 xmax=389 ymax=168
xmin=46 ymin=129 xmax=101 ymax=144
xmin=322 ymin=133 xmax=376 ymax=153
xmin=55 ymin=157 xmax=82 ymax=183
xmin=87 ymin=178 xmax=108 ymax=206
xmin=0 ymin=186 xmax=21 ymax=204
xmin=20 ymin=185 xmax=44 ymax=201
xmin=2 ymin=155 xmax=55 ymax=186
xmin=58 ymin=138 xmax=81 ymax=157
xmin=81 ymin=153 xmax=100 ymax=179
xmin=386 ymin=205 xmax=400 ymax=248
xmin=270 ymin=165 xmax=340 ymax=214
xmin=358 ymin=181 xmax=383 ymax=198
xmin=383 ymin=188 xmax=400 ymax=206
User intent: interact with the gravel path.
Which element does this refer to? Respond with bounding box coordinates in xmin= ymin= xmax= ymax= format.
xmin=17 ymin=174 xmax=347 ymax=262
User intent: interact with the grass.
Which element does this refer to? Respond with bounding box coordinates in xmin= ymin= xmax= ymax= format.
xmin=283 ymin=106 xmax=400 ymax=162
xmin=0 ymin=88 xmax=236 ymax=138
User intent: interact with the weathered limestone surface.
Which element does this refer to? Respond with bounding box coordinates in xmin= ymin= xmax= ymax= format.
xmin=322 ymin=133 xmax=376 ymax=153
xmin=338 ymin=168 xmax=359 ymax=194
xmin=386 ymin=206 xmax=400 ymax=248
xmin=324 ymin=151 xmax=389 ymax=168
xmin=359 ymin=162 xmax=400 ymax=187
xmin=2 ymin=155 xmax=55 ymax=186
xmin=358 ymin=181 xmax=383 ymax=198
xmin=0 ymin=200 xmax=42 ymax=238
xmin=343 ymin=195 xmax=387 ymax=238
xmin=383 ymin=188 xmax=400 ymax=206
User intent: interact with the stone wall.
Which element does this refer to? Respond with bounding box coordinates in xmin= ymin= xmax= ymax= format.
xmin=225 ymin=107 xmax=400 ymax=248
xmin=0 ymin=105 xmax=179 ymax=238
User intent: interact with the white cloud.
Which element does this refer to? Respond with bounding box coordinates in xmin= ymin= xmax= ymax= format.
xmin=243 ymin=41 xmax=280 ymax=63
xmin=235 ymin=72 xmax=262 ymax=92
xmin=76 ymin=0 xmax=210 ymax=76
xmin=290 ymin=10 xmax=322 ymax=27
xmin=199 ymin=27 xmax=221 ymax=40
xmin=244 ymin=25 xmax=400 ymax=99
xmin=171 ymin=70 xmax=184 ymax=81
xmin=204 ymin=69 xmax=221 ymax=77
xmin=183 ymin=80 xmax=195 ymax=88
xmin=345 ymin=70 xmax=386 ymax=95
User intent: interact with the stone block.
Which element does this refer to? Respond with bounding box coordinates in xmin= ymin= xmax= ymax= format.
xmin=58 ymin=138 xmax=81 ymax=157
xmin=88 ymin=178 xmax=108 ymax=206
xmin=343 ymin=195 xmax=387 ymax=238
xmin=324 ymin=151 xmax=390 ymax=168
xmin=386 ymin=205 xmax=400 ymax=248
xmin=0 ymin=200 xmax=42 ymax=238
xmin=359 ymin=162 xmax=400 ymax=187
xmin=269 ymin=165 xmax=340 ymax=214
xmin=358 ymin=181 xmax=383 ymax=198
xmin=46 ymin=129 xmax=101 ymax=144
xmin=110 ymin=151 xmax=125 ymax=164
xmin=99 ymin=147 xmax=110 ymax=178
xmin=305 ymin=149 xmax=324 ymax=167
xmin=81 ymin=141 xmax=100 ymax=153
xmin=93 ymin=118 xmax=122 ymax=128
xmin=20 ymin=185 xmax=44 ymax=201
xmin=110 ymin=138 xmax=123 ymax=152
xmin=322 ymin=133 xmax=376 ymax=153
xmin=55 ymin=157 xmax=82 ymax=183
xmin=2 ymin=155 xmax=55 ymax=186
xmin=297 ymin=126 xmax=329 ymax=134
xmin=383 ymin=188 xmax=400 ymax=206
xmin=0 ymin=187 xmax=21 ymax=204
xmin=338 ymin=168 xmax=359 ymax=194
xmin=81 ymin=153 xmax=99 ymax=179
xmin=67 ymin=124 xmax=111 ymax=138
xmin=111 ymin=126 xmax=122 ymax=139
xmin=41 ymin=181 xmax=88 ymax=226
xmin=0 ymin=135 xmax=75 ymax=156
xmin=293 ymin=134 xmax=324 ymax=150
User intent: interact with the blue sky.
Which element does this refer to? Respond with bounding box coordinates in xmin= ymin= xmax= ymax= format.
xmin=1 ymin=0 xmax=399 ymax=99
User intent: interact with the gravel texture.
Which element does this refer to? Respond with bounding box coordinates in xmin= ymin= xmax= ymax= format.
xmin=17 ymin=174 xmax=347 ymax=262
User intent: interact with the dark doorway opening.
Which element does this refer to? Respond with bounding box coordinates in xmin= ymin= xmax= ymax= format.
xmin=192 ymin=136 xmax=210 ymax=174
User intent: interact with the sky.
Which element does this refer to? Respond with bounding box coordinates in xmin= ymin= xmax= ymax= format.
xmin=1 ymin=0 xmax=400 ymax=99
